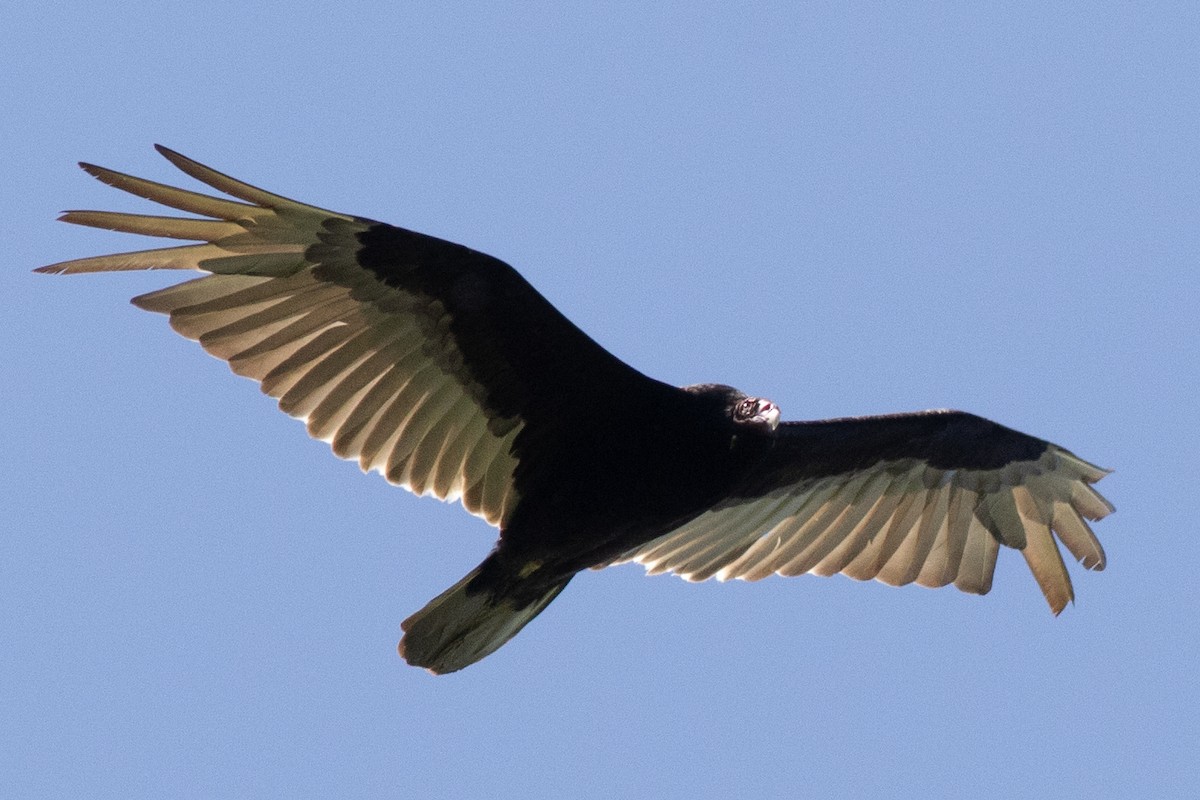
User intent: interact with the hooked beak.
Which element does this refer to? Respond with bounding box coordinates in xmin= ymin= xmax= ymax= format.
xmin=759 ymin=402 xmax=781 ymax=431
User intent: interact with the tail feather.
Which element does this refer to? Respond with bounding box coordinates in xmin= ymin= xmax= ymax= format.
xmin=400 ymin=565 xmax=569 ymax=675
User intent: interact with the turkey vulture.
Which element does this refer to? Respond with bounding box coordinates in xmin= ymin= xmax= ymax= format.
xmin=39 ymin=147 xmax=1114 ymax=674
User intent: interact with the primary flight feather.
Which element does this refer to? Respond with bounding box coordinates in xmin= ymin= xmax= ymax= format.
xmin=39 ymin=147 xmax=1114 ymax=674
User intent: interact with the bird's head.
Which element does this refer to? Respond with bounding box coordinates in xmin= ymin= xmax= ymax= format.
xmin=732 ymin=394 xmax=781 ymax=432
xmin=684 ymin=384 xmax=781 ymax=433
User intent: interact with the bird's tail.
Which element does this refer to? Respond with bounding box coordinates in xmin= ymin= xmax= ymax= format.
xmin=399 ymin=561 xmax=570 ymax=675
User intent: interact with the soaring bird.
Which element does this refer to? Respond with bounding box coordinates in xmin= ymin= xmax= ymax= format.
xmin=39 ymin=147 xmax=1114 ymax=674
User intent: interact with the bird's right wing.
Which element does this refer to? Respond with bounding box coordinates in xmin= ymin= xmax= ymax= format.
xmin=38 ymin=146 xmax=661 ymax=527
xmin=604 ymin=411 xmax=1113 ymax=613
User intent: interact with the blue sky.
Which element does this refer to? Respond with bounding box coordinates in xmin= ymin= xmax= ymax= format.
xmin=4 ymin=3 xmax=1196 ymax=798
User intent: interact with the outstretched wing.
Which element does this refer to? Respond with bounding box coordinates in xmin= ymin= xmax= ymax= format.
xmin=38 ymin=146 xmax=656 ymax=527
xmin=605 ymin=411 xmax=1113 ymax=613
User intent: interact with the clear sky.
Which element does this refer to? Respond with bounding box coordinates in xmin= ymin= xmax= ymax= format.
xmin=4 ymin=3 xmax=1197 ymax=798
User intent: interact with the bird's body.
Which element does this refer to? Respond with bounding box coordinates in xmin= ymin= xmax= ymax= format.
xmin=40 ymin=147 xmax=1114 ymax=673
xmin=477 ymin=385 xmax=769 ymax=588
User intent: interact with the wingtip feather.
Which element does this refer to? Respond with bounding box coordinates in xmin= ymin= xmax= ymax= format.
xmin=77 ymin=161 xmax=127 ymax=188
xmin=154 ymin=143 xmax=198 ymax=174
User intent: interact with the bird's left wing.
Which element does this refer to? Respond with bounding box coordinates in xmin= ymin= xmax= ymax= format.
xmin=38 ymin=147 xmax=654 ymax=528
xmin=603 ymin=411 xmax=1113 ymax=613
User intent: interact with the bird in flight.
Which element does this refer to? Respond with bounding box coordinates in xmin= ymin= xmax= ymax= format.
xmin=39 ymin=147 xmax=1114 ymax=674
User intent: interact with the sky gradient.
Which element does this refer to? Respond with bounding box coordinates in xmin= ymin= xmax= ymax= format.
xmin=4 ymin=3 xmax=1197 ymax=798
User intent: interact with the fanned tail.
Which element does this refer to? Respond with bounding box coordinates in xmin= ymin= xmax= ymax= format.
xmin=400 ymin=562 xmax=570 ymax=675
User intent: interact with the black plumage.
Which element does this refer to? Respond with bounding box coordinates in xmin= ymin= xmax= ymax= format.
xmin=39 ymin=147 xmax=1114 ymax=674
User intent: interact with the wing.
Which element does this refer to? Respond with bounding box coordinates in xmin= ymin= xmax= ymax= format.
xmin=604 ymin=411 xmax=1113 ymax=613
xmin=38 ymin=146 xmax=660 ymax=527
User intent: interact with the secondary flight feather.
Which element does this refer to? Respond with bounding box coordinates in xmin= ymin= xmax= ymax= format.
xmin=39 ymin=147 xmax=1114 ymax=674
